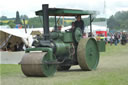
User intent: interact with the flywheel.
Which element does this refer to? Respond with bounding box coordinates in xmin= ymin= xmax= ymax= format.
xmin=72 ymin=27 xmax=82 ymax=43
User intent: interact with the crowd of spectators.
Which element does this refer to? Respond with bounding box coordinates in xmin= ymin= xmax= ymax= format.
xmin=107 ymin=32 xmax=128 ymax=46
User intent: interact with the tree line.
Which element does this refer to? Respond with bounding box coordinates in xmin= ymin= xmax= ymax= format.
xmin=0 ymin=11 xmax=128 ymax=31
xmin=107 ymin=11 xmax=128 ymax=31
xmin=0 ymin=15 xmax=106 ymax=28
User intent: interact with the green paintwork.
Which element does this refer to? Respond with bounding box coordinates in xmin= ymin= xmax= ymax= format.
xmin=77 ymin=38 xmax=99 ymax=70
xmin=36 ymin=8 xmax=97 ymax=16
xmin=41 ymin=51 xmax=56 ymax=77
xmin=50 ymin=31 xmax=63 ymax=40
xmin=50 ymin=32 xmax=60 ymax=39
xmin=50 ymin=30 xmax=74 ymax=43
xmin=63 ymin=31 xmax=73 ymax=43
xmin=55 ymin=40 xmax=71 ymax=56
xmin=86 ymin=38 xmax=99 ymax=70
xmin=26 ymin=47 xmax=51 ymax=53
xmin=73 ymin=27 xmax=82 ymax=43
xmin=25 ymin=47 xmax=56 ymax=77
xmin=97 ymin=41 xmax=106 ymax=52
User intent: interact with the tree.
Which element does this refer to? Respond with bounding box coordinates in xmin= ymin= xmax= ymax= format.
xmin=49 ymin=17 xmax=55 ymax=27
xmin=8 ymin=21 xmax=16 ymax=28
xmin=0 ymin=22 xmax=4 ymax=25
xmin=107 ymin=15 xmax=120 ymax=30
xmin=107 ymin=11 xmax=128 ymax=31
xmin=0 ymin=16 xmax=8 ymax=20
xmin=28 ymin=17 xmax=42 ymax=28
xmin=14 ymin=11 xmax=22 ymax=24
xmin=21 ymin=15 xmax=29 ymax=20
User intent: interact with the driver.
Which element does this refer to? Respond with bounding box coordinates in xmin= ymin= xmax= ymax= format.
xmin=74 ymin=15 xmax=85 ymax=33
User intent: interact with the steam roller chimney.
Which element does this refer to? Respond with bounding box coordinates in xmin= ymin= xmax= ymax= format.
xmin=42 ymin=4 xmax=49 ymax=40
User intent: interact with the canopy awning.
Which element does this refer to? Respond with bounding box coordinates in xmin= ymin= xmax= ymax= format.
xmin=36 ymin=8 xmax=97 ymax=16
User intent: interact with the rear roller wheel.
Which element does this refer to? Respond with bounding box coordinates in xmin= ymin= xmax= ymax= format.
xmin=77 ymin=38 xmax=99 ymax=71
xmin=20 ymin=52 xmax=56 ymax=77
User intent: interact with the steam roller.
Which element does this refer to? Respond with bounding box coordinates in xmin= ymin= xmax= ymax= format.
xmin=20 ymin=4 xmax=105 ymax=77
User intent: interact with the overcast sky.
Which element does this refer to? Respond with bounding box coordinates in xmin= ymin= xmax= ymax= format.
xmin=0 ymin=0 xmax=128 ymax=18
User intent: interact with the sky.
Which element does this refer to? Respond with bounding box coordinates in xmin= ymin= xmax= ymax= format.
xmin=0 ymin=0 xmax=128 ymax=18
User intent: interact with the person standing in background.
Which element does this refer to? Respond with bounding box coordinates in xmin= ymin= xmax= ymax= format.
xmin=114 ymin=33 xmax=118 ymax=46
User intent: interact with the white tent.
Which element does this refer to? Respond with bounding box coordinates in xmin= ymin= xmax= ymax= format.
xmin=0 ymin=28 xmax=44 ymax=50
xmin=0 ymin=26 xmax=71 ymax=51
xmin=85 ymin=25 xmax=108 ymax=32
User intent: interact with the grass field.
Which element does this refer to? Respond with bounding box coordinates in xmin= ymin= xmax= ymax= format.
xmin=0 ymin=44 xmax=128 ymax=85
xmin=0 ymin=20 xmax=28 ymax=24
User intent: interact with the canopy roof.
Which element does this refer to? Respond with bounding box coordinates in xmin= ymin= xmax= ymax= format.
xmin=36 ymin=8 xmax=97 ymax=16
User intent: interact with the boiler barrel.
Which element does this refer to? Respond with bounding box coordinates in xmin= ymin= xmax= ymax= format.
xmin=54 ymin=41 xmax=71 ymax=56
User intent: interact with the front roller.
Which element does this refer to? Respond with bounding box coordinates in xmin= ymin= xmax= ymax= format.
xmin=20 ymin=49 xmax=56 ymax=77
xmin=77 ymin=38 xmax=99 ymax=71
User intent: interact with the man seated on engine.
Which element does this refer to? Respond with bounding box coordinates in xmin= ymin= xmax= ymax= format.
xmin=74 ymin=15 xmax=85 ymax=33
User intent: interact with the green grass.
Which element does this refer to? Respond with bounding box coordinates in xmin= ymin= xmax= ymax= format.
xmin=101 ymin=43 xmax=128 ymax=56
xmin=0 ymin=64 xmax=22 ymax=76
xmin=0 ymin=44 xmax=128 ymax=85
xmin=54 ymin=68 xmax=128 ymax=85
